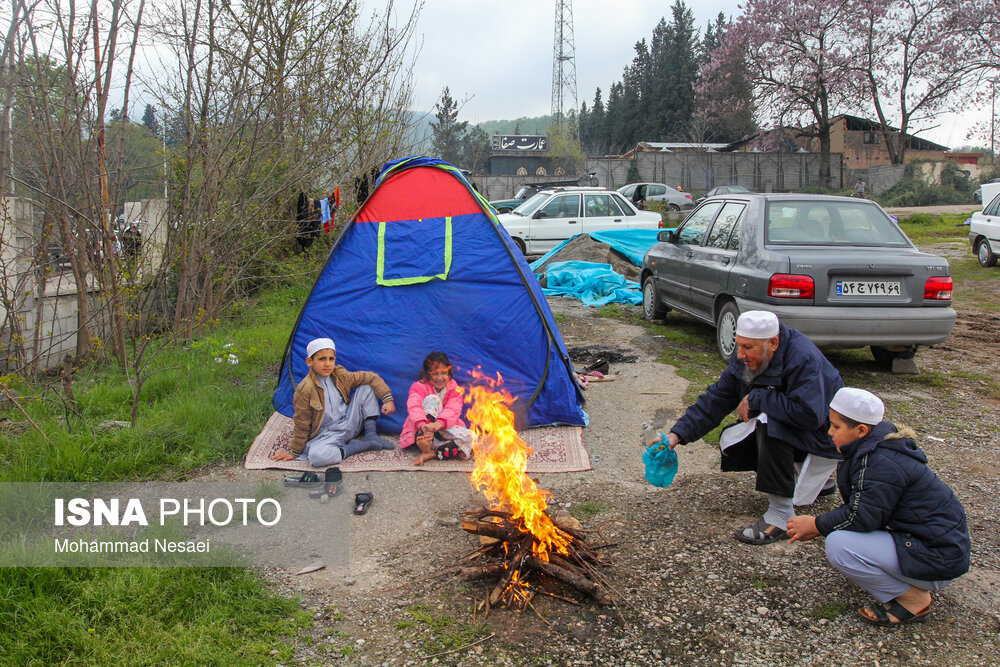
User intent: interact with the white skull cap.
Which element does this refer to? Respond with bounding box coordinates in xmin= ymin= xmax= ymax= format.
xmin=830 ymin=387 xmax=884 ymax=425
xmin=735 ymin=310 xmax=779 ymax=339
xmin=305 ymin=337 xmax=336 ymax=358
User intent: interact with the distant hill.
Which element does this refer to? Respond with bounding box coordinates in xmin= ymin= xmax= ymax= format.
xmin=476 ymin=116 xmax=555 ymax=136
xmin=403 ymin=112 xmax=556 ymax=153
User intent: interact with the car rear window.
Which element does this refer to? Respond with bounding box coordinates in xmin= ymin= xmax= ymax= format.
xmin=765 ymin=201 xmax=910 ymax=246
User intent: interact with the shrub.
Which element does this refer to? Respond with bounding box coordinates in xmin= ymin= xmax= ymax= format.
xmin=877 ymin=160 xmax=974 ymax=207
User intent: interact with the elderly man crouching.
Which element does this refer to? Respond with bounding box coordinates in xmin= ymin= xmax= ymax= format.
xmin=666 ymin=311 xmax=844 ymax=544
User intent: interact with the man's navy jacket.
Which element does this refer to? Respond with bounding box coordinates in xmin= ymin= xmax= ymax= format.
xmin=816 ymin=422 xmax=970 ymax=582
xmin=671 ymin=323 xmax=843 ymax=459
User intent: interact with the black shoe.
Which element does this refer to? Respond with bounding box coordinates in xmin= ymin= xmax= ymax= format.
xmin=818 ymin=480 xmax=837 ymax=497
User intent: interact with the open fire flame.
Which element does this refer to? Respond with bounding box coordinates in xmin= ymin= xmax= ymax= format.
xmin=464 ymin=371 xmax=571 ymax=561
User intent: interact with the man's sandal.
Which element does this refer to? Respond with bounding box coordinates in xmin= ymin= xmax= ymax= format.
xmin=859 ymin=600 xmax=930 ymax=627
xmin=733 ymin=518 xmax=789 ymax=545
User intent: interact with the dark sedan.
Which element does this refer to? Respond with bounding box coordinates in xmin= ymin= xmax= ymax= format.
xmin=639 ymin=194 xmax=956 ymax=364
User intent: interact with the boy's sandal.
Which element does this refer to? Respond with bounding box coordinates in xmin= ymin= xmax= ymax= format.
xmin=309 ymin=467 xmax=343 ymax=498
xmin=859 ymin=600 xmax=930 ymax=627
xmin=733 ymin=519 xmax=789 ymax=545
xmin=284 ymin=471 xmax=322 ymax=488
xmin=353 ymin=492 xmax=373 ymax=515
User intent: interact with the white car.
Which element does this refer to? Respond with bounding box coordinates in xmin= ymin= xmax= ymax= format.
xmin=496 ymin=187 xmax=664 ymax=254
xmin=970 ymin=191 xmax=1000 ymax=267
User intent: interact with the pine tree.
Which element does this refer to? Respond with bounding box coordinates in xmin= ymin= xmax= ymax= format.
xmin=430 ymin=87 xmax=468 ymax=165
xmin=141 ymin=104 xmax=159 ymax=136
xmin=657 ymin=1 xmax=699 ymax=139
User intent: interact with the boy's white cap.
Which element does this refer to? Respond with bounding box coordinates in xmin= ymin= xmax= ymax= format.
xmin=830 ymin=387 xmax=884 ymax=425
xmin=735 ymin=310 xmax=779 ymax=339
xmin=306 ymin=337 xmax=336 ymax=358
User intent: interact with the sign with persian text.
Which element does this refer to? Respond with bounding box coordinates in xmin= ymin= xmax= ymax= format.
xmin=491 ymin=135 xmax=548 ymax=152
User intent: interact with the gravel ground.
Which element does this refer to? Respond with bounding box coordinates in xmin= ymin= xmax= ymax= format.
xmin=237 ymin=247 xmax=999 ymax=666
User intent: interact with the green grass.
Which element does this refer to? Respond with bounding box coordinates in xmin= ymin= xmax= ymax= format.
xmin=896 ymin=213 xmax=971 ymax=244
xmin=568 ymin=500 xmax=606 ymax=521
xmin=810 ymin=600 xmax=849 ymax=620
xmin=897 ymin=213 xmax=1000 ymax=314
xmin=0 ymin=566 xmax=306 ymax=666
xmin=404 ymin=603 xmax=490 ymax=655
xmin=0 ymin=260 xmax=321 ymax=666
xmin=0 ymin=279 xmax=312 ymax=483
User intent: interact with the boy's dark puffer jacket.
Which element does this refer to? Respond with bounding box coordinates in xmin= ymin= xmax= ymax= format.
xmin=815 ymin=422 xmax=970 ymax=582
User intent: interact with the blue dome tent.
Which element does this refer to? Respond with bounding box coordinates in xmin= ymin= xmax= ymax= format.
xmin=273 ymin=157 xmax=586 ymax=431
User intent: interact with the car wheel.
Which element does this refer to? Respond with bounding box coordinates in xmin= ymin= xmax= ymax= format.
xmin=512 ymin=237 xmax=527 ymax=255
xmin=642 ymin=276 xmax=665 ymax=321
xmin=668 ymin=204 xmax=680 ymax=212
xmin=497 ymin=206 xmax=513 ymax=214
xmin=976 ymin=239 xmax=998 ymax=267
xmin=715 ymin=301 xmax=739 ymax=362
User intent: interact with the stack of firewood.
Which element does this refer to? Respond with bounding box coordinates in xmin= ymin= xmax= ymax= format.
xmin=458 ymin=507 xmax=612 ymax=609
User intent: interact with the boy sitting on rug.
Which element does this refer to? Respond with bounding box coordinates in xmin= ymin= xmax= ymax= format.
xmin=272 ymin=337 xmax=396 ymax=466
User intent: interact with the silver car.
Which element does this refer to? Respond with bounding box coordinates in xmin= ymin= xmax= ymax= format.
xmin=640 ymin=194 xmax=957 ymax=363
xmin=618 ymin=182 xmax=694 ymax=211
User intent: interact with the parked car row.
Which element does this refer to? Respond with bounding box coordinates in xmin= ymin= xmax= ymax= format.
xmin=639 ymin=193 xmax=957 ymax=363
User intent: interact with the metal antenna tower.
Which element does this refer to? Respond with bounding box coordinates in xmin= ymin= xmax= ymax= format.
xmin=550 ymin=0 xmax=578 ymax=126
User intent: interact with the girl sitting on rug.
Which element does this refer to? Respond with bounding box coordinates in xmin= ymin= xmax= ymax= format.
xmin=400 ymin=352 xmax=474 ymax=466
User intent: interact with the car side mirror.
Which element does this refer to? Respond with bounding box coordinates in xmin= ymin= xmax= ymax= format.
xmin=657 ymin=229 xmax=677 ymax=243
xmin=534 ymin=211 xmax=547 ymax=219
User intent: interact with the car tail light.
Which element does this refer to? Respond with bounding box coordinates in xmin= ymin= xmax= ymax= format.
xmin=658 ymin=220 xmax=665 ymax=228
xmin=923 ymin=276 xmax=953 ymax=300
xmin=684 ymin=193 xmax=693 ymax=199
xmin=768 ymin=274 xmax=814 ymax=299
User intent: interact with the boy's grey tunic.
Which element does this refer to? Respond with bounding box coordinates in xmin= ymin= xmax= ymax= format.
xmin=298 ymin=381 xmax=380 ymax=466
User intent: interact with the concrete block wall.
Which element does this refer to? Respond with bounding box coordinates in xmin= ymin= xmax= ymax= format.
xmin=123 ymin=198 xmax=168 ymax=275
xmin=480 ymin=153 xmax=844 ymax=202
xmin=1 ymin=197 xmax=166 ymax=373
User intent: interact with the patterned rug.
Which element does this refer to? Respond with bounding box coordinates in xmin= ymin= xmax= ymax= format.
xmin=243 ymin=412 xmax=591 ymax=473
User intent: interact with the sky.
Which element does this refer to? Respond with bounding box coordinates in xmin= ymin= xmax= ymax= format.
xmin=370 ymin=0 xmax=984 ymax=149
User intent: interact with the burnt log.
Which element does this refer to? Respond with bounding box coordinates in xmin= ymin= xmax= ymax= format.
xmin=528 ymin=558 xmax=610 ymax=605
xmin=460 ymin=564 xmax=507 ymax=581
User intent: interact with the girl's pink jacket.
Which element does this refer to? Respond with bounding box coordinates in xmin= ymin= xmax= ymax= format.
xmin=399 ymin=378 xmax=466 ymax=447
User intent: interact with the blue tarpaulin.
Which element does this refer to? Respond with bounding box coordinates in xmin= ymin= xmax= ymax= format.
xmin=541 ymin=260 xmax=643 ymax=307
xmin=530 ymin=228 xmax=666 ymax=272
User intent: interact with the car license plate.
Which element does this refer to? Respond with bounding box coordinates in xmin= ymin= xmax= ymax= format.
xmin=836 ymin=280 xmax=901 ymax=296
